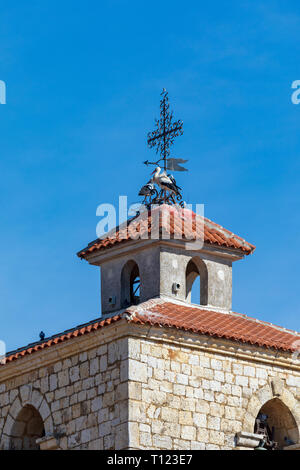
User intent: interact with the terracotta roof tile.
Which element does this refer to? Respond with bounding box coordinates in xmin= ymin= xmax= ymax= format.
xmin=2 ymin=300 xmax=298 ymax=366
xmin=77 ymin=205 xmax=255 ymax=258
xmin=3 ymin=315 xmax=123 ymax=364
xmin=126 ymin=301 xmax=300 ymax=353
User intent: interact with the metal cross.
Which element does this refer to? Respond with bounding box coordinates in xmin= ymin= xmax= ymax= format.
xmin=147 ymin=89 xmax=183 ymax=171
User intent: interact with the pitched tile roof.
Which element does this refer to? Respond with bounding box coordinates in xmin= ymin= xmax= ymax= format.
xmin=127 ymin=300 xmax=300 ymax=353
xmin=77 ymin=205 xmax=255 ymax=258
xmin=3 ymin=315 xmax=123 ymax=364
xmin=3 ymin=300 xmax=299 ymax=365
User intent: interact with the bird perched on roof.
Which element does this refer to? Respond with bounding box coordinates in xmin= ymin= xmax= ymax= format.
xmin=39 ymin=331 xmax=45 ymax=341
xmin=151 ymin=167 xmax=181 ymax=196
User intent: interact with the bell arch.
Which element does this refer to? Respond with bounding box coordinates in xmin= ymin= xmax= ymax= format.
xmin=242 ymin=382 xmax=300 ymax=449
xmin=254 ymin=398 xmax=299 ymax=449
xmin=185 ymin=256 xmax=208 ymax=305
xmin=121 ymin=259 xmax=141 ymax=307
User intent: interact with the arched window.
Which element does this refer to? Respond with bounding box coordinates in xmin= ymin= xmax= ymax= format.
xmin=254 ymin=398 xmax=299 ymax=450
xmin=10 ymin=405 xmax=45 ymax=450
xmin=186 ymin=257 xmax=208 ymax=306
xmin=121 ymin=260 xmax=141 ymax=307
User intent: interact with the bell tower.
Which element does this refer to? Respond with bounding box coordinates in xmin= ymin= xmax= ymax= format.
xmin=78 ymin=205 xmax=255 ymax=316
xmin=78 ymin=90 xmax=255 ymax=316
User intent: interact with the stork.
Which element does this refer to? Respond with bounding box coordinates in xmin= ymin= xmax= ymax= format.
xmin=138 ymin=180 xmax=156 ymax=197
xmin=151 ymin=167 xmax=181 ymax=196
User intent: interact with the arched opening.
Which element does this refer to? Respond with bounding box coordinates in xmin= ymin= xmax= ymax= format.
xmin=10 ymin=404 xmax=45 ymax=450
xmin=121 ymin=260 xmax=141 ymax=307
xmin=254 ymin=398 xmax=299 ymax=450
xmin=186 ymin=257 xmax=208 ymax=306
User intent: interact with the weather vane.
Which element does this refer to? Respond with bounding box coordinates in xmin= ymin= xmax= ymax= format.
xmin=139 ymin=89 xmax=188 ymax=207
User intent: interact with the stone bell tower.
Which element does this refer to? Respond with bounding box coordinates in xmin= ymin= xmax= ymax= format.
xmin=77 ymin=204 xmax=255 ymax=316
xmin=77 ymin=89 xmax=255 ymax=317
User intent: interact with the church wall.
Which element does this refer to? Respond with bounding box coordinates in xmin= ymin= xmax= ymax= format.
xmin=126 ymin=332 xmax=300 ymax=450
xmin=0 ymin=332 xmax=130 ymax=450
xmin=1 ymin=324 xmax=299 ymax=450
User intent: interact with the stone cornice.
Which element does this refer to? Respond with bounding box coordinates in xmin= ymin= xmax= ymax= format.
xmin=85 ymin=238 xmax=244 ymax=266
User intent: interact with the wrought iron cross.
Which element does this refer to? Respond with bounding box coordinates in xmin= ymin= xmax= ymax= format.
xmin=147 ymin=89 xmax=183 ymax=171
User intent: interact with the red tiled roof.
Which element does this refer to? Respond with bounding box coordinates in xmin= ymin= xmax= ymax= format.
xmin=3 ymin=315 xmax=123 ymax=364
xmin=3 ymin=300 xmax=299 ymax=365
xmin=77 ymin=205 xmax=255 ymax=258
xmin=128 ymin=301 xmax=300 ymax=353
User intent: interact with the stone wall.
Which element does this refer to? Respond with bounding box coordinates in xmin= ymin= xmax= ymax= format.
xmin=0 ymin=322 xmax=300 ymax=450
xmin=0 ymin=328 xmax=130 ymax=450
xmin=126 ymin=328 xmax=300 ymax=450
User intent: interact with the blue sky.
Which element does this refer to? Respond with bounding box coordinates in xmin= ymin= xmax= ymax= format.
xmin=1 ymin=0 xmax=300 ymax=351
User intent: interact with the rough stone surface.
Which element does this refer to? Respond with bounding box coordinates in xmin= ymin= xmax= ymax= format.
xmin=0 ymin=336 xmax=129 ymax=450
xmin=0 ymin=327 xmax=300 ymax=450
xmin=125 ymin=335 xmax=300 ymax=450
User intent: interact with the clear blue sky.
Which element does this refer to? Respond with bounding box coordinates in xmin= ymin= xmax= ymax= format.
xmin=1 ymin=0 xmax=300 ymax=352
